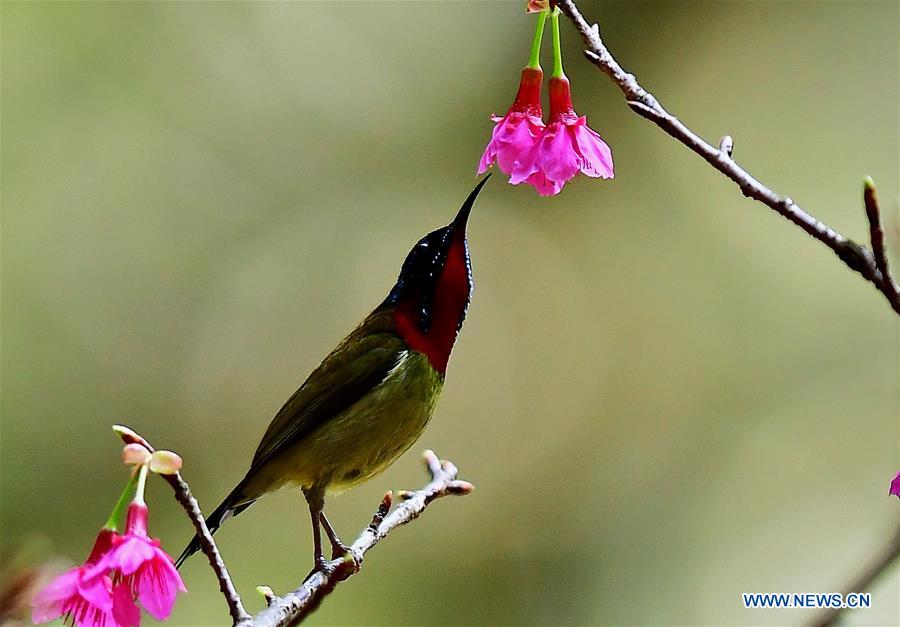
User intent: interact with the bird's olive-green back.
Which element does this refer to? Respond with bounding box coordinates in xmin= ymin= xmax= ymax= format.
xmin=247 ymin=308 xmax=417 ymax=475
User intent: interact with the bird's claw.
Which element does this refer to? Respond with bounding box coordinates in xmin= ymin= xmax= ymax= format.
xmin=329 ymin=540 xmax=362 ymax=575
xmin=303 ymin=555 xmax=332 ymax=582
xmin=329 ymin=539 xmax=351 ymax=561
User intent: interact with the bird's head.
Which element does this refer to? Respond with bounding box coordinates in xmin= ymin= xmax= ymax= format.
xmin=382 ymin=176 xmax=490 ymax=374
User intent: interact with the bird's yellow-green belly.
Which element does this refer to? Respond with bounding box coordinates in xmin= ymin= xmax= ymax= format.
xmin=244 ymin=351 xmax=443 ymax=497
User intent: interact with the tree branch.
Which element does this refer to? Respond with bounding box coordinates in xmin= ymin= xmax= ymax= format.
xmin=113 ymin=425 xmax=252 ymax=626
xmin=864 ymin=178 xmax=900 ymax=300
xmin=809 ymin=523 xmax=900 ymax=627
xmin=112 ymin=428 xmax=473 ymax=626
xmin=557 ymin=0 xmax=900 ymax=315
xmin=250 ymin=450 xmax=474 ymax=627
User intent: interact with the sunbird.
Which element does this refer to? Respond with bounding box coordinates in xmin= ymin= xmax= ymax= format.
xmin=176 ymin=177 xmax=489 ymax=571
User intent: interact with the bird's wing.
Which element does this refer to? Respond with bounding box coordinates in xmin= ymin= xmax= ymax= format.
xmin=247 ymin=323 xmax=407 ymax=475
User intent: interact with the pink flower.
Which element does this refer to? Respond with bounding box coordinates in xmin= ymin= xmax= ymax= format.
xmin=102 ymin=503 xmax=186 ymax=621
xmin=511 ymin=75 xmax=613 ymax=195
xmin=478 ymin=67 xmax=545 ymax=180
xmin=32 ymin=529 xmax=138 ymax=627
xmin=890 ymin=471 xmax=900 ymax=498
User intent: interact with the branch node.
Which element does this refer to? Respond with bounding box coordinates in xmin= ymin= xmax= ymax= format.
xmin=423 ymin=449 xmax=443 ymax=477
xmin=718 ymin=135 xmax=734 ymax=157
xmin=368 ymin=491 xmax=393 ymax=531
xmin=625 ymin=100 xmax=661 ymax=121
xmin=256 ymin=586 xmax=277 ymax=607
xmin=447 ymin=480 xmax=475 ymax=495
xmin=835 ymin=240 xmax=875 ymax=275
xmin=862 ymin=177 xmax=899 ymax=299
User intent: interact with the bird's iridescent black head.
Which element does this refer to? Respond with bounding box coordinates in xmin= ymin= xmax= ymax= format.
xmin=383 ymin=176 xmax=489 ymax=344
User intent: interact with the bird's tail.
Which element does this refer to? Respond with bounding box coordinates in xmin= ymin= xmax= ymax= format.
xmin=175 ymin=484 xmax=256 ymax=569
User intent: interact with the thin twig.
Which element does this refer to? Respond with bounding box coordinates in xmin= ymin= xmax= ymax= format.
xmin=113 ymin=425 xmax=252 ymax=626
xmin=864 ymin=178 xmax=900 ymax=299
xmin=557 ymin=0 xmax=900 ymax=316
xmin=809 ymin=524 xmax=900 ymax=627
xmin=112 ymin=427 xmax=473 ymax=626
xmin=251 ymin=450 xmax=474 ymax=627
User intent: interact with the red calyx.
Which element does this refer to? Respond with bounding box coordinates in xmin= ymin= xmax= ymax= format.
xmin=124 ymin=502 xmax=149 ymax=537
xmin=510 ymin=67 xmax=544 ymax=116
xmin=85 ymin=528 xmax=117 ymax=564
xmin=548 ymin=75 xmax=576 ymax=121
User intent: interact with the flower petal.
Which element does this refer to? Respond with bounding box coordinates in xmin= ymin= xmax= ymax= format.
xmin=538 ymin=122 xmax=580 ymax=184
xmin=890 ymin=471 xmax=900 ymax=498
xmin=109 ymin=537 xmax=157 ymax=576
xmin=76 ymin=573 xmax=114 ymax=613
xmin=33 ymin=568 xmax=80 ymax=605
xmin=112 ymin=582 xmax=141 ymax=627
xmin=149 ymin=450 xmax=182 ymax=475
xmin=506 ymin=125 xmax=546 ymax=184
xmin=572 ymin=119 xmax=614 ymax=179
xmin=507 ymin=142 xmax=541 ymax=184
xmin=495 ymin=118 xmax=543 ymax=175
xmin=477 ymin=115 xmax=511 ymax=174
xmin=122 ymin=444 xmax=151 ymax=467
xmin=478 ymin=113 xmax=544 ymax=178
xmin=31 ymin=568 xmax=80 ymax=623
xmin=523 ymin=171 xmax=564 ymax=196
xmin=135 ymin=551 xmax=186 ymax=620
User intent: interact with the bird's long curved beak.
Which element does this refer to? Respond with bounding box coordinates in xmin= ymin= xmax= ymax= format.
xmin=451 ymin=174 xmax=491 ymax=232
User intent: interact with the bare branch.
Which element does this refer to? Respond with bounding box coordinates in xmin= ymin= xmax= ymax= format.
xmin=112 ymin=427 xmax=473 ymax=626
xmin=113 ymin=425 xmax=251 ymax=626
xmin=809 ymin=524 xmax=900 ymax=627
xmin=864 ymin=178 xmax=899 ymax=299
xmin=251 ymin=450 xmax=474 ymax=627
xmin=558 ymin=0 xmax=900 ymax=315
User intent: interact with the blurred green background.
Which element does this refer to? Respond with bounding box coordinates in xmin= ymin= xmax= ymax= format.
xmin=2 ymin=1 xmax=898 ymax=625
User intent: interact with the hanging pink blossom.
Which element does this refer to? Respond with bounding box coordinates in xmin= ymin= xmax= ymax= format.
xmin=102 ymin=503 xmax=186 ymax=621
xmin=478 ymin=67 xmax=545 ymax=181
xmin=32 ymin=529 xmax=138 ymax=627
xmin=511 ymin=75 xmax=613 ymax=195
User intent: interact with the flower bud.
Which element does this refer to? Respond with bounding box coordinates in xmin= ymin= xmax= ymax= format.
xmin=149 ymin=450 xmax=183 ymax=475
xmin=122 ymin=443 xmax=151 ymax=466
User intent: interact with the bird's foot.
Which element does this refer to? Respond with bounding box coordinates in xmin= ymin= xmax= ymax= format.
xmin=329 ymin=540 xmax=362 ymax=576
xmin=328 ymin=538 xmax=351 ymax=561
xmin=302 ymin=555 xmax=333 ymax=582
xmin=303 ymin=550 xmax=360 ymax=583
xmin=320 ymin=512 xmax=353 ymax=561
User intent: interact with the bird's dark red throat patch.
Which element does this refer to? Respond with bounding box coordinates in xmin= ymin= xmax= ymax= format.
xmin=393 ymin=233 xmax=471 ymax=375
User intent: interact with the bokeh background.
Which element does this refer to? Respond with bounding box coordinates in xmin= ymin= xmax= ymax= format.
xmin=2 ymin=1 xmax=898 ymax=625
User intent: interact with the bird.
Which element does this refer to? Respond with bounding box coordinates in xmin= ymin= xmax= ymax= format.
xmin=176 ymin=176 xmax=490 ymax=572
